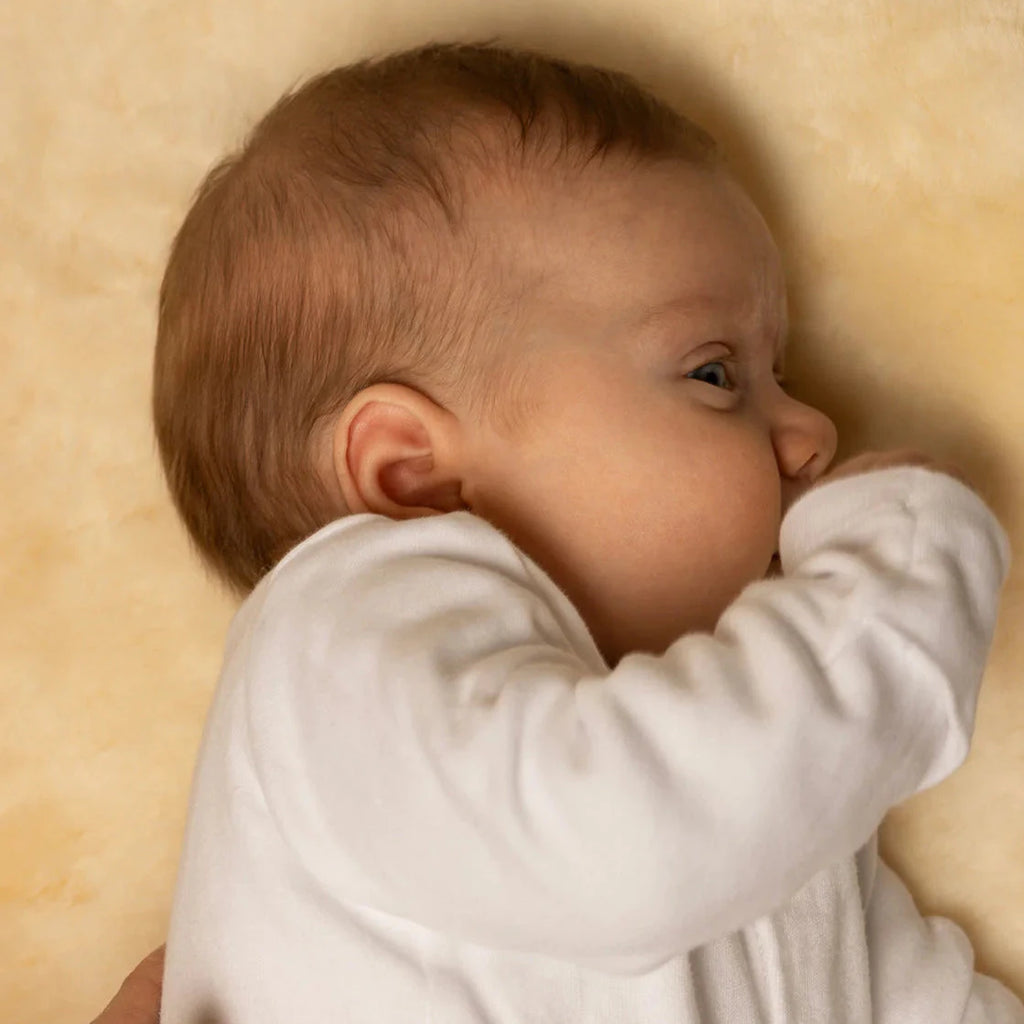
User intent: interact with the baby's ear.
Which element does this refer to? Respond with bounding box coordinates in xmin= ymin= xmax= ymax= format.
xmin=330 ymin=383 xmax=468 ymax=519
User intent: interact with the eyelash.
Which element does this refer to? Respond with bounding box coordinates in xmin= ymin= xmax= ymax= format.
xmin=685 ymin=359 xmax=788 ymax=393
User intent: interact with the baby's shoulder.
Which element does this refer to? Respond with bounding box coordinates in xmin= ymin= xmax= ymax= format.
xmin=245 ymin=510 xmax=528 ymax=636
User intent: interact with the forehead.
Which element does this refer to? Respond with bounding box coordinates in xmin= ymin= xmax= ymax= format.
xmin=485 ymin=159 xmax=787 ymax=348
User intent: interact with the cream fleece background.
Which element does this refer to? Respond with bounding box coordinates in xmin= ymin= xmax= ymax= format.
xmin=2 ymin=1 xmax=1023 ymax=1020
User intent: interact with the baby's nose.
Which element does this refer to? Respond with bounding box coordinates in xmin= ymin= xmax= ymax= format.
xmin=774 ymin=401 xmax=838 ymax=487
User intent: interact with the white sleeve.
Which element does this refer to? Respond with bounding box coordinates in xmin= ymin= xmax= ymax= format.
xmin=860 ymin=834 xmax=1024 ymax=1022
xmin=245 ymin=465 xmax=1011 ymax=974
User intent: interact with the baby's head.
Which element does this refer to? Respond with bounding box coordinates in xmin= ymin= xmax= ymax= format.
xmin=153 ymin=40 xmax=837 ymax=665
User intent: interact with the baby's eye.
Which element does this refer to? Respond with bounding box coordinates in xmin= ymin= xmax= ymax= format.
xmin=685 ymin=360 xmax=733 ymax=390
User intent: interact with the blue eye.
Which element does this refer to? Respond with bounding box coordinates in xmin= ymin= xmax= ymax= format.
xmin=686 ymin=360 xmax=733 ymax=390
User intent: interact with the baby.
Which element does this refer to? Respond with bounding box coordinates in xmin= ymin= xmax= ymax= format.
xmin=152 ymin=40 xmax=1022 ymax=1023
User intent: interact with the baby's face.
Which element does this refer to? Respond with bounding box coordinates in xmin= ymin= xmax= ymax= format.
xmin=462 ymin=159 xmax=837 ymax=666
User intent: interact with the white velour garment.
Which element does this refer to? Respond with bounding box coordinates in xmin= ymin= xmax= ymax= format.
xmin=161 ymin=465 xmax=1022 ymax=1023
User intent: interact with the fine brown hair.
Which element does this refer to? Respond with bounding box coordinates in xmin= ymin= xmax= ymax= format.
xmin=151 ymin=39 xmax=723 ymax=599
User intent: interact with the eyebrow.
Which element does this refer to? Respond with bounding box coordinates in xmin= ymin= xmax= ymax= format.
xmin=634 ymin=294 xmax=722 ymax=327
xmin=633 ymin=294 xmax=790 ymax=370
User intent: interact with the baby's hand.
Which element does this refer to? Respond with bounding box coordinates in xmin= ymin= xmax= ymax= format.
xmin=810 ymin=448 xmax=974 ymax=493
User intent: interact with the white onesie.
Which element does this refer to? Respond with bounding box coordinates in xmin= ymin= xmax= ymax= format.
xmin=161 ymin=465 xmax=1022 ymax=1022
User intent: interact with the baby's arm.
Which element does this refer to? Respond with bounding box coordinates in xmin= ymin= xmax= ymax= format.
xmin=244 ymin=465 xmax=1010 ymax=974
xmin=858 ymin=833 xmax=1024 ymax=1020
